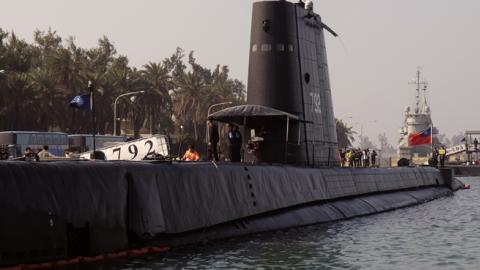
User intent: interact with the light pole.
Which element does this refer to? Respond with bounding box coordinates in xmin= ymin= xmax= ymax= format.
xmin=113 ymin=90 xmax=145 ymax=135
xmin=177 ymin=125 xmax=184 ymax=158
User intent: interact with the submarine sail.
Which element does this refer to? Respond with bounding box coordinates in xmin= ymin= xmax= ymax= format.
xmin=247 ymin=0 xmax=338 ymax=167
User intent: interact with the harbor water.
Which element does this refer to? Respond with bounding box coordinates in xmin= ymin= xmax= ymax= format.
xmin=85 ymin=177 xmax=478 ymax=270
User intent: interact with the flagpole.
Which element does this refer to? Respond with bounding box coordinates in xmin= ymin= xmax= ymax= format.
xmin=88 ymin=81 xmax=97 ymax=156
xmin=430 ymin=125 xmax=434 ymax=156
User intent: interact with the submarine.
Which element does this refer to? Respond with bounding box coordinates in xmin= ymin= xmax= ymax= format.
xmin=0 ymin=0 xmax=465 ymax=267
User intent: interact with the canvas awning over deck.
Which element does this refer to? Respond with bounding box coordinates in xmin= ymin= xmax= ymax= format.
xmin=208 ymin=104 xmax=302 ymax=144
xmin=208 ymin=104 xmax=299 ymax=125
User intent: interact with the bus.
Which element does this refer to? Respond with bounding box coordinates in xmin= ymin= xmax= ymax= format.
xmin=0 ymin=131 xmax=69 ymax=158
xmin=68 ymin=134 xmax=127 ymax=153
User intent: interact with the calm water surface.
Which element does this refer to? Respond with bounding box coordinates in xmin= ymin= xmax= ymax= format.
xmin=90 ymin=177 xmax=479 ymax=270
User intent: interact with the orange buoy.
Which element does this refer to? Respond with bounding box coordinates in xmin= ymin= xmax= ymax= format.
xmin=464 ymin=184 xmax=471 ymax=189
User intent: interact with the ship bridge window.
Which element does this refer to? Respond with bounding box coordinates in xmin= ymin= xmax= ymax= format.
xmin=261 ymin=44 xmax=272 ymax=52
xmin=288 ymin=44 xmax=294 ymax=52
xmin=276 ymin=44 xmax=285 ymax=52
xmin=252 ymin=44 xmax=258 ymax=52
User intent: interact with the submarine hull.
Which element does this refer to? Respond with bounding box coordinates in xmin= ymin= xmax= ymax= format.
xmin=0 ymin=161 xmax=459 ymax=265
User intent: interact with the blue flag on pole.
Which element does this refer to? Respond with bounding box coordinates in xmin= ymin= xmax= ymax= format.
xmin=69 ymin=93 xmax=91 ymax=110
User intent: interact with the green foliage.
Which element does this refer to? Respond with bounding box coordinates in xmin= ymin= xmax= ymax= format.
xmin=335 ymin=118 xmax=356 ymax=148
xmin=0 ymin=29 xmax=246 ymax=142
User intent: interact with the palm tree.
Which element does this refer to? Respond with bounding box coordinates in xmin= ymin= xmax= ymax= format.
xmin=29 ymin=68 xmax=63 ymax=130
xmin=172 ymin=70 xmax=207 ymax=141
xmin=141 ymin=62 xmax=174 ymax=134
xmin=336 ymin=118 xmax=356 ymax=148
xmin=3 ymin=72 xmax=35 ymax=130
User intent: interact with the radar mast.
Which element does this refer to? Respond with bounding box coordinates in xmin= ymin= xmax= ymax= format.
xmin=408 ymin=67 xmax=428 ymax=114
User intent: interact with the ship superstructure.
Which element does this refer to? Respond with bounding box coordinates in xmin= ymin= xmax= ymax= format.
xmin=398 ymin=69 xmax=438 ymax=158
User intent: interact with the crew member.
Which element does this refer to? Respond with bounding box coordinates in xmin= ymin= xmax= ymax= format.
xmin=438 ymin=146 xmax=447 ymax=168
xmin=371 ymin=150 xmax=377 ymax=167
xmin=227 ymin=124 xmax=235 ymax=161
xmin=37 ymin=145 xmax=52 ymax=160
xmin=362 ymin=148 xmax=370 ymax=168
xmin=474 ymin=138 xmax=478 ymax=151
xmin=339 ymin=147 xmax=346 ymax=167
xmin=231 ymin=125 xmax=242 ymax=162
xmin=207 ymin=118 xmax=219 ymax=161
xmin=431 ymin=147 xmax=439 ymax=168
xmin=346 ymin=149 xmax=353 ymax=167
xmin=182 ymin=145 xmax=200 ymax=161
xmin=354 ymin=149 xmax=362 ymax=167
xmin=24 ymin=147 xmax=39 ymax=162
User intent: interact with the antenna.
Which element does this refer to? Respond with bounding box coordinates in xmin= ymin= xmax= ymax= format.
xmin=408 ymin=67 xmax=427 ymax=114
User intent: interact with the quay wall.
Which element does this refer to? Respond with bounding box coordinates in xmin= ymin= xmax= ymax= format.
xmin=448 ymin=165 xmax=480 ymax=177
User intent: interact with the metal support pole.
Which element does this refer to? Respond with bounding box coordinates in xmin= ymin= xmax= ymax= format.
xmin=285 ymin=117 xmax=290 ymax=143
xmin=88 ymin=81 xmax=96 ymax=154
xmin=285 ymin=116 xmax=290 ymax=163
xmin=113 ymin=98 xmax=118 ymax=136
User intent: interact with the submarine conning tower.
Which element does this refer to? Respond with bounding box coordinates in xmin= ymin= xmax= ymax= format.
xmin=246 ymin=0 xmax=339 ymax=167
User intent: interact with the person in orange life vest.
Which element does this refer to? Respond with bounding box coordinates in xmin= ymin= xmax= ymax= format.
xmin=182 ymin=144 xmax=200 ymax=161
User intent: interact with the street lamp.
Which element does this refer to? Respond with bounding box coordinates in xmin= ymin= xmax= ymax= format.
xmin=113 ymin=90 xmax=145 ymax=135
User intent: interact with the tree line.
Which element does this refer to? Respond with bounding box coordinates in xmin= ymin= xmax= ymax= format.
xmin=1 ymin=28 xmax=377 ymax=157
xmin=0 ymin=28 xmax=246 ymax=147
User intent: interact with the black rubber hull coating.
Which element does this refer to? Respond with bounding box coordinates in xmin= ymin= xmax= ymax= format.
xmin=0 ymin=161 xmax=453 ymax=265
xmin=147 ymin=186 xmax=453 ymax=247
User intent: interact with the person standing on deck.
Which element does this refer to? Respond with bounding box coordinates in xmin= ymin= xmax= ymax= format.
xmin=438 ymin=146 xmax=447 ymax=168
xmin=339 ymin=147 xmax=346 ymax=167
xmin=207 ymin=118 xmax=219 ymax=161
xmin=227 ymin=124 xmax=243 ymax=162
xmin=37 ymin=145 xmax=52 ymax=160
xmin=227 ymin=124 xmax=236 ymax=161
xmin=371 ymin=150 xmax=377 ymax=167
xmin=232 ymin=125 xmax=242 ymax=162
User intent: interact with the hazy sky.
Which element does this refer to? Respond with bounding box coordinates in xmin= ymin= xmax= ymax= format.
xmin=2 ymin=0 xmax=479 ymax=147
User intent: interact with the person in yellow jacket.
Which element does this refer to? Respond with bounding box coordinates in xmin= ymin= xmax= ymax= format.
xmin=438 ymin=146 xmax=447 ymax=168
xmin=182 ymin=145 xmax=200 ymax=161
xmin=346 ymin=150 xmax=353 ymax=167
